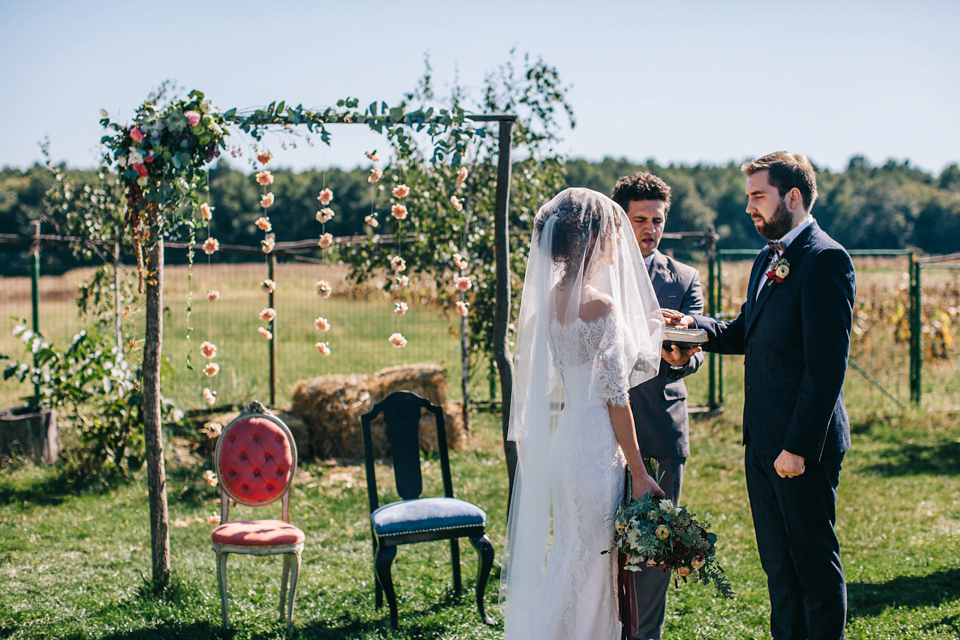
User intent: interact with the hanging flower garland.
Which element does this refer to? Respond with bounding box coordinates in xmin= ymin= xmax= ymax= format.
xmin=314 ymin=185 xmax=335 ymax=356
xmin=389 ymin=181 xmax=411 ymax=349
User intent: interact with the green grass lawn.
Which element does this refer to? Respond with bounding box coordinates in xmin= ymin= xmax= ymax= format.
xmin=2 ymin=408 xmax=960 ymax=639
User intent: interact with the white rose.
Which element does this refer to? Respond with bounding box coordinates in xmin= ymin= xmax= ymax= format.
xmin=775 ymin=264 xmax=790 ymax=279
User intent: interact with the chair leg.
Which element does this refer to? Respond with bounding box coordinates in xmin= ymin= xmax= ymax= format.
xmin=469 ymin=534 xmax=496 ymax=625
xmin=450 ymin=538 xmax=462 ymax=595
xmin=285 ymin=549 xmax=302 ymax=637
xmin=373 ymin=539 xmax=383 ymax=609
xmin=280 ymin=553 xmax=291 ymax=622
xmin=374 ymin=544 xmax=399 ymax=629
xmin=215 ymin=549 xmax=230 ymax=628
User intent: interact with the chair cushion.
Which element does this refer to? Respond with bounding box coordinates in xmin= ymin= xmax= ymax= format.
xmin=212 ymin=519 xmax=305 ymax=547
xmin=371 ymin=497 xmax=486 ymax=540
xmin=218 ymin=416 xmax=294 ymax=504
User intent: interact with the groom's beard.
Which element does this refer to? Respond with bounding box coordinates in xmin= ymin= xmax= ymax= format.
xmin=756 ymin=198 xmax=794 ymax=240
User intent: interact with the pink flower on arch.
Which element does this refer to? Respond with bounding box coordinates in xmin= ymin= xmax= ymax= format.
xmin=393 ymin=275 xmax=410 ymax=291
xmin=390 ymin=255 xmax=406 ymax=272
xmin=453 ymin=253 xmax=468 ymax=270
xmin=200 ymin=202 xmax=213 ymax=221
xmin=314 ymin=317 xmax=331 ymax=332
xmin=318 ymin=233 xmax=333 ymax=249
xmin=260 ymin=192 xmax=275 ymax=208
xmin=255 ymin=217 xmax=272 ymax=232
xmin=256 ymin=170 xmax=274 ymax=186
xmin=259 ymin=308 xmax=276 ymax=322
xmin=365 ymin=214 xmax=379 ymax=228
xmin=391 ymin=204 xmax=408 ymax=220
xmin=315 ymin=280 xmax=332 ymax=298
xmin=394 ymin=302 xmax=409 ymax=316
xmin=456 ymin=166 xmax=468 ymax=184
xmin=207 ymin=289 xmax=220 ymax=302
xmin=204 ymin=469 xmax=218 ymax=487
xmin=203 ymin=363 xmax=220 ymax=377
xmin=261 ymin=279 xmax=276 ymax=293
xmin=455 ymin=276 xmax=472 ymax=292
xmin=203 ymin=421 xmax=222 ymax=438
xmin=257 ymin=151 xmax=272 ymax=165
xmin=365 ymin=150 xmax=380 ymax=162
xmin=389 ymin=332 xmax=408 ymax=348
xmin=203 ymin=387 xmax=217 ymax=405
xmin=455 ymin=300 xmax=470 ymax=317
xmin=130 ymin=128 xmax=145 ymax=143
xmin=450 ymin=196 xmax=463 ymax=212
xmin=368 ymin=168 xmax=383 ymax=183
xmin=392 ymin=184 xmax=410 ymax=199
xmin=261 ymin=236 xmax=275 ymax=254
xmin=258 ymin=327 xmax=273 ymax=340
xmin=200 ymin=341 xmax=218 ymax=359
xmin=185 ymin=111 xmax=202 ymax=127
xmin=316 ymin=342 xmax=331 ymax=356
xmin=207 ymin=513 xmax=221 ymax=525
xmin=316 ymin=208 xmax=334 ymax=224
xmin=317 ymin=188 xmax=333 ymax=205
xmin=133 ymin=164 xmax=149 ymax=178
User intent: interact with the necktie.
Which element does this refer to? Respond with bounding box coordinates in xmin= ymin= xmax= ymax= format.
xmin=767 ymin=240 xmax=786 ymax=256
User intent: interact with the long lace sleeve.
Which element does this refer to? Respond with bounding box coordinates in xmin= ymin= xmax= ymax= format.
xmin=592 ymin=315 xmax=631 ymax=406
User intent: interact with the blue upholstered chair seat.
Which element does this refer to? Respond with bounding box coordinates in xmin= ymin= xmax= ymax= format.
xmin=372 ymin=497 xmax=486 ymax=544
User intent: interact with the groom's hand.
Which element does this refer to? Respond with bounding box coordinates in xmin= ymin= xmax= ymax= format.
xmin=662 ymin=344 xmax=701 ymax=367
xmin=774 ymin=450 xmax=806 ymax=478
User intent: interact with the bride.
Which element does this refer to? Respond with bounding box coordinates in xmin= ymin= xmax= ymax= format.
xmin=502 ymin=188 xmax=665 ymax=639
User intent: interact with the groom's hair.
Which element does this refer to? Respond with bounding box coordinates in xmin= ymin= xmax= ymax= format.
xmin=610 ymin=172 xmax=672 ymax=215
xmin=742 ymin=152 xmax=818 ymax=212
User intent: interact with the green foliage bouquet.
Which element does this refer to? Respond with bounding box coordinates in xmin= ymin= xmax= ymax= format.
xmin=613 ymin=492 xmax=734 ymax=598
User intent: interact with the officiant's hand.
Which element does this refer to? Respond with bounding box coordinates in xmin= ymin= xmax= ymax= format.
xmin=662 ymin=344 xmax=701 ymax=367
xmin=774 ymin=450 xmax=806 ymax=478
xmin=662 ymin=309 xmax=694 ymax=328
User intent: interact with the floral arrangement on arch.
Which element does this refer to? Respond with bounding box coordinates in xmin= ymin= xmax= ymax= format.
xmin=100 ymin=89 xmax=228 ymax=235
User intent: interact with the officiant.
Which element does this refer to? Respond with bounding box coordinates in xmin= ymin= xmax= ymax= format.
xmin=611 ymin=172 xmax=704 ymax=640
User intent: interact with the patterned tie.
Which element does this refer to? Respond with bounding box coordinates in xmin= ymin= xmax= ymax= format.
xmin=767 ymin=240 xmax=786 ymax=257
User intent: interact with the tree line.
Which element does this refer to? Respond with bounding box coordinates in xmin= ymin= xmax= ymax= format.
xmin=1 ymin=154 xmax=958 ymax=276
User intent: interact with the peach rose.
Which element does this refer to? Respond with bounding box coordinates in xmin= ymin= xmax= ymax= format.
xmin=318 ymin=233 xmax=333 ymax=248
xmin=314 ymin=317 xmax=331 ymax=332
xmin=260 ymin=192 xmax=275 ymax=208
xmin=316 ymin=342 xmax=331 ymax=356
xmin=255 ymin=170 xmax=274 ymax=186
xmin=365 ymin=214 xmax=379 ymax=228
xmin=259 ymin=307 xmax=276 ymax=322
xmin=185 ymin=111 xmax=201 ymax=127
xmin=368 ymin=168 xmax=383 ymax=183
xmin=200 ymin=341 xmax=217 ymax=359
xmin=455 ymin=276 xmax=472 ymax=292
xmin=204 ymin=469 xmax=218 ymax=487
xmin=203 ymin=363 xmax=220 ymax=377
xmin=261 ymin=236 xmax=275 ymax=254
xmin=200 ymin=202 xmax=213 ymax=221
xmin=260 ymin=279 xmax=276 ymax=293
xmin=258 ymin=327 xmax=273 ymax=340
xmin=394 ymin=301 xmax=409 ymax=316
xmin=207 ymin=513 xmax=221 ymax=525
xmin=256 ymin=151 xmax=272 ymax=165
xmin=392 ymin=184 xmax=410 ymax=199
xmin=317 ymin=188 xmax=333 ymax=205
xmin=390 ymin=255 xmax=406 ymax=272
xmin=255 ymin=216 xmax=272 ymax=232
xmin=450 ymin=196 xmax=463 ymax=212
xmin=207 ymin=289 xmax=220 ymax=302
xmin=203 ymin=387 xmax=217 ymax=405
xmin=456 ymin=300 xmax=469 ymax=317
xmin=389 ymin=332 xmax=408 ymax=348
xmin=315 ymin=280 xmax=332 ymax=298
xmin=393 ymin=275 xmax=409 ymax=291
xmin=316 ymin=208 xmax=334 ymax=223
xmin=203 ymin=421 xmax=222 ymax=438
xmin=456 ymin=166 xmax=468 ymax=184
xmin=365 ymin=150 xmax=380 ymax=162
xmin=453 ymin=253 xmax=468 ymax=270
xmin=391 ymin=204 xmax=408 ymax=220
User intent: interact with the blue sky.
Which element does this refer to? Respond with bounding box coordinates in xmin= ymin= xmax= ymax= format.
xmin=1 ymin=0 xmax=957 ymax=174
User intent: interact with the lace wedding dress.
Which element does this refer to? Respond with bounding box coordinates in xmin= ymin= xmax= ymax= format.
xmin=531 ymin=315 xmax=628 ymax=640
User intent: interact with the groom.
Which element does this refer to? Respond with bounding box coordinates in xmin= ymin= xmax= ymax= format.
xmin=668 ymin=152 xmax=855 ymax=639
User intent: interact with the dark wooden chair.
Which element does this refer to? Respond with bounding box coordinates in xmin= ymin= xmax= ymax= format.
xmin=360 ymin=391 xmax=495 ymax=629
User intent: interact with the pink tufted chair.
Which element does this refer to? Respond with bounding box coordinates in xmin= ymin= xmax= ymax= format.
xmin=211 ymin=401 xmax=304 ymax=636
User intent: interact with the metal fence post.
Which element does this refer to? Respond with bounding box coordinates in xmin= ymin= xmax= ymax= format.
xmin=30 ymin=220 xmax=41 ymax=405
xmin=909 ymin=252 xmax=921 ymax=405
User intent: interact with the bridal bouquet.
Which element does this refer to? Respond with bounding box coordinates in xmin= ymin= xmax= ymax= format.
xmin=612 ymin=492 xmax=733 ymax=598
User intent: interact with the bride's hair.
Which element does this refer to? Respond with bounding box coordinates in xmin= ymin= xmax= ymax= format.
xmin=534 ymin=188 xmax=618 ymax=282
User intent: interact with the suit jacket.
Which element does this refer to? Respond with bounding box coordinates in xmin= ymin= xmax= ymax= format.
xmin=629 ymin=250 xmax=704 ymax=458
xmin=695 ymin=221 xmax=855 ymax=461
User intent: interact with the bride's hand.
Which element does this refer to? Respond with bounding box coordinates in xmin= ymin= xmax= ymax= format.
xmin=632 ymin=470 xmax=665 ymax=499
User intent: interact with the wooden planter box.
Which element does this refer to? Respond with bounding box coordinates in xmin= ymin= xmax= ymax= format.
xmin=0 ymin=406 xmax=59 ymax=464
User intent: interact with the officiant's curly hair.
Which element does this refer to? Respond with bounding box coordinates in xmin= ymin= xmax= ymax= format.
xmin=742 ymin=152 xmax=818 ymax=212
xmin=610 ymin=171 xmax=672 ymax=215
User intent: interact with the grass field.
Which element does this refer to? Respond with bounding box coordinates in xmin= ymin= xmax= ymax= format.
xmin=1 ymin=256 xmax=959 ymax=638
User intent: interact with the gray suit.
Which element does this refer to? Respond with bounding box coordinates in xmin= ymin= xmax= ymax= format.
xmin=628 ymin=249 xmax=704 ymax=640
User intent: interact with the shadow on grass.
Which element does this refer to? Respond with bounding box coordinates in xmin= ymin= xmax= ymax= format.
xmin=849 ymin=567 xmax=960 ymax=618
xmin=61 ymin=623 xmax=229 ymax=640
xmin=0 ymin=467 xmax=132 ymax=507
xmin=863 ymin=441 xmax=960 ymax=476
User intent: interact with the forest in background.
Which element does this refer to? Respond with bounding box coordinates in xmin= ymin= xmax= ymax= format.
xmin=2 ymin=154 xmax=959 ymax=276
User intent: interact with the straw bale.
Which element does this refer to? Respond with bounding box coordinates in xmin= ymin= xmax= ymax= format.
xmin=288 ymin=364 xmax=466 ymax=459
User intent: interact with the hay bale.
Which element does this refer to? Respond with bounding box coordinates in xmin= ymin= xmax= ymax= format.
xmin=288 ymin=364 xmax=466 ymax=459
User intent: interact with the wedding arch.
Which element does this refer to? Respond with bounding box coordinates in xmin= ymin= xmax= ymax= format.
xmin=100 ymin=90 xmax=518 ymax=589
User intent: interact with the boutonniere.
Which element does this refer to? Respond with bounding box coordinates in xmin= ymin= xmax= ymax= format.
xmin=766 ymin=257 xmax=790 ymax=285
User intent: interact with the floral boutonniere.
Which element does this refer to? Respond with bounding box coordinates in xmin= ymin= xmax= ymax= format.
xmin=766 ymin=257 xmax=790 ymax=285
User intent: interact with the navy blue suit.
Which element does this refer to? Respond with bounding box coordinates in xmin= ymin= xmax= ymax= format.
xmin=695 ymin=220 xmax=855 ymax=640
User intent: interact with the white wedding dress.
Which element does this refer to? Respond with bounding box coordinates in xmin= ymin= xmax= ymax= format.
xmin=531 ymin=315 xmax=628 ymax=640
